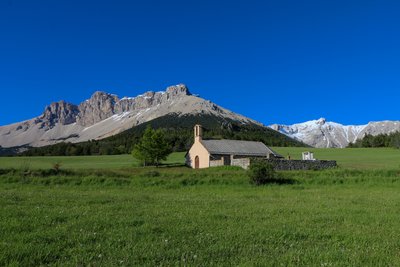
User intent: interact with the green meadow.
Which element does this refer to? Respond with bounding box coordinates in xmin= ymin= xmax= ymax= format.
xmin=1 ymin=148 xmax=400 ymax=266
xmin=0 ymin=152 xmax=186 ymax=170
xmin=273 ymin=147 xmax=400 ymax=170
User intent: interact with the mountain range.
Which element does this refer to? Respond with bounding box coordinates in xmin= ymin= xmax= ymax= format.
xmin=270 ymin=118 xmax=400 ymax=148
xmin=1 ymin=84 xmax=399 ymax=152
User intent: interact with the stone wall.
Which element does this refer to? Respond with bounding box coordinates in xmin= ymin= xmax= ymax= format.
xmin=207 ymin=155 xmax=336 ymax=170
xmin=231 ymin=157 xmax=251 ymax=169
xmin=209 ymin=154 xmax=223 ymax=167
xmin=263 ymin=159 xmax=337 ymax=171
xmin=209 ymin=154 xmax=252 ymax=169
xmin=210 ymin=159 xmax=223 ymax=167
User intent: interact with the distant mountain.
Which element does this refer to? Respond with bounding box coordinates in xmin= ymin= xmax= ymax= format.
xmin=0 ymin=84 xmax=302 ymax=152
xmin=270 ymin=118 xmax=400 ymax=148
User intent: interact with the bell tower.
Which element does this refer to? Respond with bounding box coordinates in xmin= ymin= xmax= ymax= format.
xmin=194 ymin=124 xmax=203 ymax=143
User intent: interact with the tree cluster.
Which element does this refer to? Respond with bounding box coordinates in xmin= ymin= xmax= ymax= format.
xmin=347 ymin=132 xmax=400 ymax=148
xmin=23 ymin=140 xmax=127 ymax=156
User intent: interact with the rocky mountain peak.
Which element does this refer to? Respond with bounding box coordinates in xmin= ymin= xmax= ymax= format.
xmin=77 ymin=91 xmax=119 ymax=126
xmin=38 ymin=100 xmax=79 ymax=128
xmin=75 ymin=86 xmax=193 ymax=127
xmin=89 ymin=91 xmax=119 ymax=102
xmin=166 ymin=84 xmax=191 ymax=97
xmin=269 ymin=124 xmax=280 ymax=131
xmin=316 ymin=118 xmax=326 ymax=125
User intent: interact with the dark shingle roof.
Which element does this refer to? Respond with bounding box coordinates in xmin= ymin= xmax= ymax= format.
xmin=201 ymin=139 xmax=281 ymax=157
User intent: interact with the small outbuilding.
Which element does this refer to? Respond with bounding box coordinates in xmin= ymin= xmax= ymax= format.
xmin=186 ymin=125 xmax=282 ymax=169
xmin=302 ymin=151 xmax=315 ymax=161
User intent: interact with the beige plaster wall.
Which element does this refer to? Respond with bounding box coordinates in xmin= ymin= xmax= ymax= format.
xmin=187 ymin=141 xmax=210 ymax=169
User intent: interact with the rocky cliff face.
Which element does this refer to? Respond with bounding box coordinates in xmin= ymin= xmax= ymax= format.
xmin=270 ymin=118 xmax=400 ymax=148
xmin=76 ymin=84 xmax=191 ymax=126
xmin=76 ymin=91 xmax=119 ymax=126
xmin=38 ymin=101 xmax=79 ymax=128
xmin=0 ymin=84 xmax=257 ymax=148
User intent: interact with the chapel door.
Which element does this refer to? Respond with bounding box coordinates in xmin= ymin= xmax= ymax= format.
xmin=223 ymin=155 xmax=231 ymax=166
xmin=195 ymin=156 xmax=200 ymax=169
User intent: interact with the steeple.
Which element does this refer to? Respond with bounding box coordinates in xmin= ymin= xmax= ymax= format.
xmin=194 ymin=124 xmax=203 ymax=143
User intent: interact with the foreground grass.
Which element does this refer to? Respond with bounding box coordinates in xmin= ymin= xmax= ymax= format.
xmin=2 ymin=167 xmax=400 ymax=266
xmin=2 ymin=148 xmax=400 ymax=265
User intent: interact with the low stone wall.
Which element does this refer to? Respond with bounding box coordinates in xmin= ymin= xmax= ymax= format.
xmin=231 ymin=157 xmax=251 ymax=169
xmin=210 ymin=159 xmax=223 ymax=167
xmin=264 ymin=159 xmax=337 ymax=171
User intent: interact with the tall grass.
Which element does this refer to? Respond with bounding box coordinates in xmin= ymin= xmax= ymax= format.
xmin=2 ymin=167 xmax=400 ymax=266
xmin=1 ymin=166 xmax=400 ymax=188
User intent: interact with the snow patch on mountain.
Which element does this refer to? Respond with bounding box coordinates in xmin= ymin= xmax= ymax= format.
xmin=270 ymin=118 xmax=400 ymax=148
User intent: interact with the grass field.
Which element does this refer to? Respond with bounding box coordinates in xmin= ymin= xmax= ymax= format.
xmin=0 ymin=152 xmax=186 ymax=170
xmin=1 ymin=148 xmax=400 ymax=265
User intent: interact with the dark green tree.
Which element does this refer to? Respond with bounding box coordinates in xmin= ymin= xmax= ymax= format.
xmin=132 ymin=126 xmax=172 ymax=166
xmin=248 ymin=160 xmax=277 ymax=185
xmin=390 ymin=133 xmax=400 ymax=148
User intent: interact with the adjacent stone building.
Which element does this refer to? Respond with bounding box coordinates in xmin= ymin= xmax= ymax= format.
xmin=302 ymin=151 xmax=315 ymax=160
xmin=186 ymin=125 xmax=282 ymax=169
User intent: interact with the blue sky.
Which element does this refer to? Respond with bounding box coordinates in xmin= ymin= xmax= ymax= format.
xmin=1 ymin=0 xmax=400 ymax=126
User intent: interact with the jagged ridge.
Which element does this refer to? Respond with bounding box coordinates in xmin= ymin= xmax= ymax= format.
xmin=270 ymin=118 xmax=400 ymax=148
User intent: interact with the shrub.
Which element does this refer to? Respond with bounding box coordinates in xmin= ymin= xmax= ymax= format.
xmin=51 ymin=162 xmax=62 ymax=173
xmin=248 ymin=160 xmax=276 ymax=185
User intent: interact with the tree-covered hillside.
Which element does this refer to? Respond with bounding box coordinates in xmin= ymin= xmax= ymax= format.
xmin=22 ymin=114 xmax=306 ymax=156
xmin=0 ymin=146 xmax=29 ymax=156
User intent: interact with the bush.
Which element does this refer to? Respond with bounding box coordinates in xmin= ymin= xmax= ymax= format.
xmin=248 ymin=160 xmax=276 ymax=185
xmin=51 ymin=162 xmax=62 ymax=173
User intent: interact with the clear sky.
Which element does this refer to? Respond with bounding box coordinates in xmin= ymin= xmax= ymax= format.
xmin=1 ymin=0 xmax=400 ymax=126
